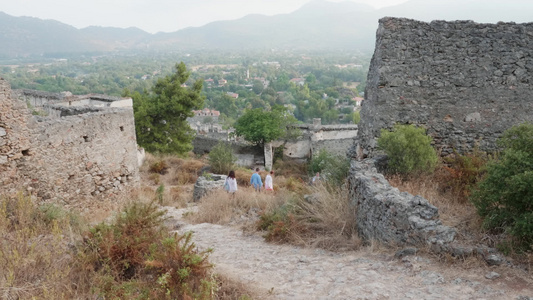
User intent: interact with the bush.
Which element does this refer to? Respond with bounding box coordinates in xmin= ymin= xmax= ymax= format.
xmin=0 ymin=194 xmax=84 ymax=299
xmin=377 ymin=124 xmax=438 ymax=175
xmin=471 ymin=123 xmax=533 ymax=250
xmin=308 ymin=149 xmax=351 ymax=185
xmin=208 ymin=142 xmax=236 ymax=174
xmin=440 ymin=148 xmax=490 ymax=203
xmin=149 ymin=160 xmax=169 ymax=174
xmin=82 ymin=201 xmax=215 ymax=299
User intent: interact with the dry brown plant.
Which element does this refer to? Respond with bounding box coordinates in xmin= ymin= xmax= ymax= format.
xmin=0 ymin=194 xmax=89 ymax=299
xmin=387 ymin=173 xmax=484 ymax=242
xmin=215 ymin=273 xmax=259 ymax=300
xmin=188 ymin=186 xmax=286 ymax=226
xmin=294 ymin=183 xmax=362 ymax=251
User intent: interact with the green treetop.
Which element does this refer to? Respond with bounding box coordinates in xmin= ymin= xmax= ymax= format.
xmin=133 ymin=62 xmax=204 ymax=154
xmin=233 ymin=105 xmax=299 ymax=147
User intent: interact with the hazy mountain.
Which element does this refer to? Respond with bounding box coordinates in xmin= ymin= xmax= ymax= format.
xmin=1 ymin=0 xmax=532 ymax=58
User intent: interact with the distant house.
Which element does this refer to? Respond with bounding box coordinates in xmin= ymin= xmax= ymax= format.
xmin=180 ymin=83 xmax=188 ymax=88
xmin=218 ymin=79 xmax=227 ymax=86
xmin=193 ymin=108 xmax=221 ymax=117
xmin=352 ymin=97 xmax=364 ymax=107
xmin=253 ymin=77 xmax=269 ymax=89
xmin=290 ymin=78 xmax=305 ymax=86
xmin=204 ymin=78 xmax=215 ymax=86
xmin=227 ymin=92 xmax=239 ymax=99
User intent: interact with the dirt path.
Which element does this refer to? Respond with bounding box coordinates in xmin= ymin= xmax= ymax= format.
xmin=164 ymin=206 xmax=533 ymax=300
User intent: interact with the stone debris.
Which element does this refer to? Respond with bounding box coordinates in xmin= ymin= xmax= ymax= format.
xmin=192 ymin=174 xmax=227 ymax=201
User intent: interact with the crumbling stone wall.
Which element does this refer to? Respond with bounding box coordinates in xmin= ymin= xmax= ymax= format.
xmin=348 ymin=158 xmax=456 ymax=250
xmin=0 ymin=80 xmax=33 ymax=188
xmin=357 ymin=17 xmax=533 ymax=157
xmin=0 ymin=78 xmax=139 ymax=201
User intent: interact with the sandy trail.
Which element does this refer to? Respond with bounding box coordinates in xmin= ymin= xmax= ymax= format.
xmin=165 ymin=206 xmax=533 ymax=300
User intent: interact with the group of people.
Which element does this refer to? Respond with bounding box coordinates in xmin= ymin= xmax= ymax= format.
xmin=224 ymin=168 xmax=274 ymax=194
xmin=250 ymin=168 xmax=274 ymax=192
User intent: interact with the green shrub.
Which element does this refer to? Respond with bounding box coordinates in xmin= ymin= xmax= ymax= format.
xmin=308 ymin=149 xmax=351 ymax=185
xmin=377 ymin=124 xmax=438 ymax=175
xmin=208 ymin=142 xmax=236 ymax=174
xmin=82 ymin=201 xmax=215 ymax=299
xmin=471 ymin=123 xmax=533 ymax=250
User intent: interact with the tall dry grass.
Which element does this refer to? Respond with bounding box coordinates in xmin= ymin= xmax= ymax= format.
xmin=387 ymin=172 xmax=484 ymax=241
xmin=295 ymin=183 xmax=361 ymax=251
xmin=188 ymin=186 xmax=287 ymax=226
xmin=0 ymin=194 xmax=88 ymax=299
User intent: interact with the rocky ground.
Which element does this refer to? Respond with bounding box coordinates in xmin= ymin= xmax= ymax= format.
xmin=164 ymin=206 xmax=533 ymax=300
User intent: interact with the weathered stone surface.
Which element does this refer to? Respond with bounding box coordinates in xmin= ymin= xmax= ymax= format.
xmin=347 ymin=158 xmax=456 ymax=248
xmin=395 ymin=247 xmax=418 ymax=259
xmin=193 ymin=174 xmax=227 ymax=201
xmin=0 ymin=78 xmax=139 ymax=201
xmin=357 ymin=17 xmax=533 ymax=158
xmin=485 ymin=272 xmax=500 ymax=280
xmin=484 ymin=254 xmax=505 ymax=266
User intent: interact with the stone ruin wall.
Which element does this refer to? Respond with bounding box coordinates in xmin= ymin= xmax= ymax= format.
xmin=0 ymin=78 xmax=139 ymax=202
xmin=0 ymin=80 xmax=33 ymax=188
xmin=357 ymin=17 xmax=533 ymax=158
xmin=346 ymin=18 xmax=533 ymax=259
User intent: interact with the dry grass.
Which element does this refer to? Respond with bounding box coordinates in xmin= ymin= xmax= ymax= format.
xmin=294 ymin=183 xmax=361 ymax=251
xmin=0 ymin=194 xmax=88 ymax=299
xmin=215 ymin=273 xmax=258 ymax=300
xmin=188 ymin=186 xmax=286 ymax=227
xmin=387 ymin=172 xmax=485 ymax=243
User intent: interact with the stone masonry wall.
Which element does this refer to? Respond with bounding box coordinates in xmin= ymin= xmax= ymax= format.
xmin=348 ymin=157 xmax=456 ymax=251
xmin=0 ymin=78 xmax=139 ymax=201
xmin=357 ymin=17 xmax=533 ymax=157
xmin=0 ymin=79 xmax=33 ymax=189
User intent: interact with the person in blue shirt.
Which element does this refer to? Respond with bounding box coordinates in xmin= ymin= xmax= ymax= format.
xmin=250 ymin=168 xmax=263 ymax=191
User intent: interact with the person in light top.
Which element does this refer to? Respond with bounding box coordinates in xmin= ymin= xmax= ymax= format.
xmin=224 ymin=170 xmax=238 ymax=194
xmin=264 ymin=170 xmax=274 ymax=191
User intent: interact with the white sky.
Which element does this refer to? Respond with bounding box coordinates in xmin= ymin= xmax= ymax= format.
xmin=0 ymin=0 xmax=409 ymax=33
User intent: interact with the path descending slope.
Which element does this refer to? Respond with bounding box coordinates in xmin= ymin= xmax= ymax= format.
xmin=165 ymin=206 xmax=533 ymax=300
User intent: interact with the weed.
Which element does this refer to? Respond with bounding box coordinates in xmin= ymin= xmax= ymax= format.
xmin=150 ymin=160 xmax=169 ymax=174
xmin=81 ymin=200 xmax=215 ymax=299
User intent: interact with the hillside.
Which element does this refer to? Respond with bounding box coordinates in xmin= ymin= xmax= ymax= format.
xmin=1 ymin=0 xmax=533 ymax=58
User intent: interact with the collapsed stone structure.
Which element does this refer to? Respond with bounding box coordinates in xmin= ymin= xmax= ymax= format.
xmin=357 ymin=17 xmax=533 ymax=158
xmin=192 ymin=118 xmax=358 ymax=170
xmin=348 ymin=18 xmax=532 ymax=257
xmin=348 ymin=157 xmax=456 ymax=251
xmin=0 ymin=79 xmax=139 ymax=201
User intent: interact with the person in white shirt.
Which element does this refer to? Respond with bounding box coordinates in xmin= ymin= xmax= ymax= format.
xmin=224 ymin=170 xmax=238 ymax=195
xmin=264 ymin=170 xmax=274 ymax=191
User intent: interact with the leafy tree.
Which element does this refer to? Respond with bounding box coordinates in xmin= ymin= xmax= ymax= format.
xmin=377 ymin=124 xmax=438 ymax=175
xmin=208 ymin=142 xmax=237 ymax=174
xmin=133 ymin=62 xmax=204 ymax=154
xmin=234 ymin=106 xmax=299 ymax=146
xmin=214 ymin=94 xmax=238 ymax=119
xmin=471 ymin=123 xmax=533 ymax=250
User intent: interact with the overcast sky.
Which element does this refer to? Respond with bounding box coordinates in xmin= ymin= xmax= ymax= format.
xmin=1 ymin=0 xmax=409 ymax=33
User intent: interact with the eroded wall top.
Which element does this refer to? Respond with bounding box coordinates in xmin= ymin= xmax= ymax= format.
xmin=357 ymin=17 xmax=533 ymax=157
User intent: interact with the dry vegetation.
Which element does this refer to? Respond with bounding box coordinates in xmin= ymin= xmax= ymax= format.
xmin=3 ymin=147 xmax=530 ymax=299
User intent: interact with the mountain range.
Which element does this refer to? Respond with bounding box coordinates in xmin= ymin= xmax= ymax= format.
xmin=1 ymin=0 xmax=532 ymax=58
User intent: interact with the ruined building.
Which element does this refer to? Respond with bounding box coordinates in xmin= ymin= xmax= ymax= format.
xmin=348 ymin=17 xmax=533 ymax=254
xmin=357 ymin=17 xmax=533 ymax=158
xmin=0 ymin=79 xmax=139 ymax=201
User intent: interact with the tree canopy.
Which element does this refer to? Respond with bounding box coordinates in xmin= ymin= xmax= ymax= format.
xmin=233 ymin=106 xmax=299 ymax=146
xmin=132 ymin=62 xmax=204 ymax=154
